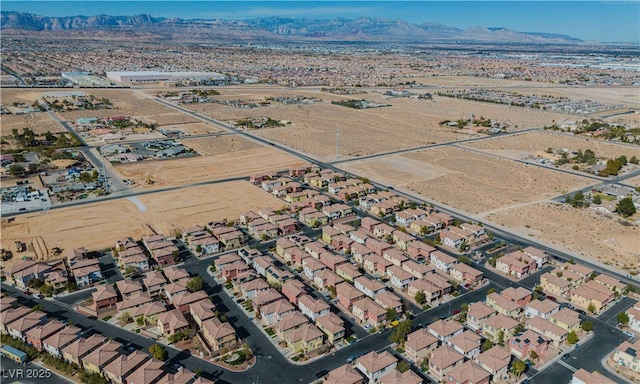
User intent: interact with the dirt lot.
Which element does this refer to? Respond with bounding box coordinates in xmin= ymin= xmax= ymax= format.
xmin=0 ymin=113 xmax=65 ymax=135
xmin=164 ymin=122 xmax=223 ymax=135
xmin=342 ymin=146 xmax=593 ymax=214
xmin=115 ymin=135 xmax=304 ymax=188
xmin=486 ymin=202 xmax=640 ymax=273
xmin=0 ymin=180 xmax=287 ymax=267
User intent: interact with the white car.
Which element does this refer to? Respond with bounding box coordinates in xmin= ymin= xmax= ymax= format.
xmin=32 ymin=294 xmax=42 ymax=299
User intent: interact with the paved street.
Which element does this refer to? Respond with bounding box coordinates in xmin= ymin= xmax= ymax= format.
xmin=1 ymin=357 xmax=73 ymax=384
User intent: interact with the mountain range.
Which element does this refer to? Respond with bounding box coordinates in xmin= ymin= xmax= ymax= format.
xmin=0 ymin=11 xmax=585 ymax=44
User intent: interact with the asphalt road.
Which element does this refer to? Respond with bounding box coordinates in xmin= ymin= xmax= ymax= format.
xmin=0 ymin=357 xmax=72 ymax=384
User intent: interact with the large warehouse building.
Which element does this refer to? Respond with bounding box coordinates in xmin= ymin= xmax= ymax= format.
xmin=106 ymin=71 xmax=225 ymax=83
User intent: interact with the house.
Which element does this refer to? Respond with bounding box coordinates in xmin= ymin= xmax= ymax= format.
xmin=613 ymin=339 xmax=640 ymax=372
xmin=446 ymin=360 xmax=491 ymax=384
xmin=386 ymin=265 xmax=415 ymax=289
xmin=70 ymin=258 xmax=102 ymax=287
xmin=449 ymin=263 xmax=484 ymax=285
xmin=355 ymin=350 xmax=398 ymax=383
xmin=627 ymin=306 xmax=640 ymax=334
xmin=525 ymin=299 xmax=561 ymax=319
xmin=382 ymin=248 xmax=408 ymax=267
xmin=315 ymin=312 xmax=345 ymax=345
xmin=25 ymin=320 xmax=66 ymax=351
xmin=324 ymin=364 xmax=365 ymax=384
xmin=217 ymin=229 xmax=245 ymax=249
xmin=118 ymin=246 xmax=149 ymax=272
xmin=351 ymin=297 xmax=387 ymax=326
xmin=91 ymin=285 xmax=118 ymax=312
xmin=171 ymin=291 xmax=208 ymax=314
xmin=275 ymin=311 xmax=309 ymax=338
xmin=481 ymin=313 xmax=520 ymax=343
xmin=427 ymin=319 xmax=464 ymax=343
xmin=126 ymin=358 xmax=165 ymax=384
xmin=522 ymin=246 xmax=549 ymax=267
xmin=6 ymin=310 xmax=47 ymax=341
xmin=430 ymin=250 xmax=457 ymax=273
xmin=276 ymin=237 xmax=296 ymax=257
xmin=253 ymin=289 xmax=284 ymax=311
xmin=319 ymin=251 xmax=348 ymax=273
xmin=495 ymin=252 xmax=535 ymax=278
xmin=42 ymin=325 xmax=82 ymax=358
xmin=157 ymin=310 xmax=189 ymax=336
xmin=81 ymin=340 xmax=121 ymax=375
xmin=467 ymin=302 xmax=497 ymax=331
xmin=61 ymin=334 xmax=107 ymax=367
xmin=374 ymin=291 xmax=402 ymax=313
xmin=298 ymin=294 xmax=330 ymax=322
xmin=252 ymin=256 xmax=274 ymax=277
xmin=284 ymin=323 xmax=324 ymax=354
xmin=158 ymin=369 xmax=213 ymax=384
xmin=486 ymin=292 xmax=522 ymax=318
xmin=336 ymin=262 xmax=362 ymax=282
xmin=510 ymin=329 xmax=549 ymax=360
xmin=526 ymin=316 xmax=568 ymax=347
xmin=570 ymin=282 xmax=614 ymax=314
xmin=116 ymin=292 xmax=153 ymax=313
xmin=164 ymin=268 xmax=190 ymax=284
xmin=354 ymin=276 xmax=387 ymax=298
xmin=116 ymin=279 xmax=144 ymax=299
xmin=365 ymin=238 xmax=393 ymax=257
xmin=392 ymin=230 xmax=415 ymax=251
xmin=405 ymin=328 xmax=439 ymax=363
xmin=303 ymin=257 xmax=327 ymax=279
xmin=240 ymin=278 xmax=270 ymax=300
xmin=540 ymin=272 xmax=572 ymax=298
xmin=201 ymin=318 xmax=237 ymax=351
xmin=45 ymin=269 xmax=69 ymax=292
xmin=379 ymin=369 xmax=422 ymax=384
xmin=501 ymin=287 xmax=532 ymax=306
xmin=102 ymin=350 xmax=149 ymax=384
xmin=190 ymin=234 xmax=220 ymax=255
xmin=131 ymin=302 xmax=167 ymax=326
xmin=571 ymin=368 xmax=617 ymax=384
xmin=449 ymin=330 xmax=482 ymax=359
xmin=190 ymin=300 xmax=216 ymax=328
xmin=143 ymin=271 xmax=167 ymax=298
xmin=429 ymin=345 xmax=465 ymax=381
xmin=215 ymin=253 xmax=242 ymax=269
xmin=407 ymin=278 xmax=443 ymax=305
xmin=476 ymin=346 xmax=511 ymax=383
xmin=313 ymin=269 xmax=343 ymax=291
xmin=260 ymin=299 xmax=296 ymax=325
xmin=402 ymin=260 xmax=434 ymax=279
xmin=549 ymin=308 xmax=581 ymax=333
xmin=363 ymin=254 xmax=393 ymax=276
xmin=439 ymin=229 xmax=467 ymax=249
xmin=281 ymin=280 xmax=307 ymax=305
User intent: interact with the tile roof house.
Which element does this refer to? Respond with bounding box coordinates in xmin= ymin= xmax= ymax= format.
xmin=486 ymin=292 xmax=522 ymax=318
xmin=298 ymin=294 xmax=330 ymax=322
xmin=62 ymin=334 xmax=107 ymax=367
xmin=324 ymin=364 xmax=365 ymax=384
xmin=386 ymin=265 xmax=415 ymax=289
xmin=510 ymin=329 xmax=549 ymax=360
xmin=379 ymin=369 xmax=422 ymax=384
xmin=501 ymin=287 xmax=533 ymax=306
xmin=284 ymin=323 xmax=324 ymax=354
xmin=92 ymin=284 xmax=118 ymax=312
xmin=103 ymin=350 xmax=150 ymax=384
xmin=351 ymin=297 xmax=387 ymax=326
xmin=131 ymin=301 xmax=167 ymax=325
xmin=476 ymin=346 xmax=511 ymax=383
xmin=116 ymin=279 xmax=144 ymax=299
xmin=336 ymin=281 xmax=366 ymax=309
xmin=446 ymin=360 xmax=491 ymax=384
xmin=525 ymin=299 xmax=561 ymax=319
xmin=430 ymin=250 xmax=457 ymax=273
xmin=6 ymin=310 xmax=48 ymax=341
xmin=275 ymin=311 xmax=309 ymax=338
xmin=81 ymin=339 xmax=121 ymax=374
xmin=9 ymin=260 xmax=52 ymax=288
xmin=116 ymin=292 xmax=153 ymax=313
xmin=143 ymin=271 xmax=168 ymax=298
xmin=240 ymin=278 xmax=270 ymax=300
xmin=481 ymin=313 xmax=520 ymax=343
xmin=429 ymin=344 xmax=465 ymax=381
xmin=253 ymin=288 xmax=284 ymax=311
xmin=405 ymin=328 xmax=439 ymax=363
xmin=25 ymin=319 xmax=66 ymax=351
xmin=355 ymin=350 xmax=398 ymax=383
xmin=201 ymin=318 xmax=237 ymax=351
xmin=313 ymin=269 xmax=343 ymax=291
xmin=495 ymin=252 xmax=535 ymax=279
xmin=190 ymin=300 xmax=216 ymax=328
xmin=571 ymin=368 xmax=617 ymax=384
xmin=335 ymin=262 xmax=362 ymax=282
xmin=171 ymin=290 xmax=209 ymax=314
xmin=467 ymin=302 xmax=497 ymax=332
xmin=157 ymin=309 xmax=189 ymax=336
xmin=448 ymin=330 xmax=482 ymax=359
xmin=449 ymin=262 xmax=484 ymax=285
xmin=540 ymin=272 xmax=572 ymax=298
xmin=526 ymin=316 xmax=568 ymax=347
xmin=613 ymin=339 xmax=640 ymax=373
xmin=260 ymin=299 xmax=296 ymax=326
xmin=42 ymin=325 xmax=82 ymax=358
xmin=428 ymin=319 xmax=464 ymax=343
xmin=315 ymin=312 xmax=345 ymax=345
xmin=354 ymin=276 xmax=387 ymax=298
xmin=374 ymin=291 xmax=402 ymax=313
xmin=126 ymin=358 xmax=165 ymax=384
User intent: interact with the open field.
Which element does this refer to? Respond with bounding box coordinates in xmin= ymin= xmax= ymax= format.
xmin=0 ymin=180 xmax=287 ymax=267
xmin=0 ymin=112 xmax=66 ymax=135
xmin=511 ymin=87 xmax=640 ymax=108
xmin=114 ymin=135 xmax=305 ymax=187
xmin=342 ymin=146 xmax=593 ymax=214
xmin=397 ymin=76 xmax=561 ymax=88
xmin=159 ymin=122 xmax=224 ymax=135
xmin=486 ymin=202 xmax=640 ymax=273
xmin=462 ymin=130 xmax=640 ymax=161
xmin=624 ymin=175 xmax=640 ymax=187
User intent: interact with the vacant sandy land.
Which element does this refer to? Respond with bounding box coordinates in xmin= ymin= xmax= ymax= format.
xmin=137 ymin=112 xmax=201 ymax=126
xmin=624 ymin=175 xmax=640 ymax=188
xmin=344 ymin=146 xmax=593 ymax=214
xmin=1 ymin=112 xmax=65 ymax=135
xmin=0 ymin=181 xmax=286 ymax=266
xmin=180 ymin=135 xmax=260 ymax=156
xmin=399 ymin=76 xmax=560 ymax=88
xmin=463 ymin=130 xmax=639 ymax=160
xmin=1 ymin=89 xmax=48 ymax=104
xmin=57 ymin=98 xmax=177 ymax=120
xmin=158 ymin=122 xmax=223 ymax=135
xmin=115 ymin=135 xmax=304 ymax=188
xmin=486 ymin=203 xmax=640 ymax=272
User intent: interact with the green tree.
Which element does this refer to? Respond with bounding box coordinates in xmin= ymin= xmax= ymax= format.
xmin=497 ymin=330 xmax=505 ymax=345
xmin=397 ymin=360 xmax=410 ymax=373
xmin=388 ymin=320 xmax=412 ymax=344
xmin=9 ymin=164 xmax=26 ymax=176
xmin=415 ymin=291 xmax=426 ymax=305
xmin=149 ymin=344 xmax=168 ymax=360
xmin=618 ymin=312 xmax=630 ymax=325
xmin=567 ymin=330 xmax=578 ymax=345
xmin=581 ymin=320 xmax=593 ymax=332
xmin=591 ymin=195 xmax=602 ymax=205
xmin=187 ymin=276 xmax=204 ymax=292
xmin=616 ymin=197 xmax=636 ymax=218
xmin=511 ymin=359 xmax=526 ymax=377
xmin=481 ymin=339 xmax=494 ymax=351
xmin=119 ymin=311 xmax=133 ymax=323
xmin=327 ymin=285 xmax=337 ymax=298
xmin=588 ymin=303 xmax=597 ymax=314
xmin=487 ymin=288 xmax=497 ymax=296
xmin=386 ymin=308 xmax=397 ymax=322
xmin=529 ymin=350 xmax=539 ymax=361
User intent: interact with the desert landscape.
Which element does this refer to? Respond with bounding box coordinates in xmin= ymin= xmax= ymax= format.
xmin=0 ymin=180 xmax=286 ymax=267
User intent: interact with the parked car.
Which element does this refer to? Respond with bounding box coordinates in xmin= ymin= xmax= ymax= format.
xmin=547 ymin=296 xmax=557 ymax=301
xmin=562 ymin=353 xmax=570 ymax=360
xmin=23 ymin=290 xmax=32 ymax=295
xmin=453 ymin=309 xmax=461 ymax=315
xmin=32 ymin=294 xmax=42 ymax=299
xmin=576 ymin=309 xmax=586 ymax=315
xmin=345 ymin=355 xmax=357 ymax=363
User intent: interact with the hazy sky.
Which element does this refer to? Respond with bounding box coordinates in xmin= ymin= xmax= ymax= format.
xmin=3 ymin=1 xmax=639 ymax=42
